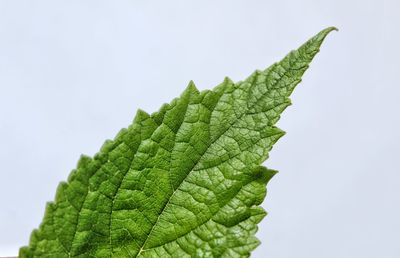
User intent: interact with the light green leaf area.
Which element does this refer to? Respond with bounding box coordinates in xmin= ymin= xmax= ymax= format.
xmin=20 ymin=27 xmax=335 ymax=258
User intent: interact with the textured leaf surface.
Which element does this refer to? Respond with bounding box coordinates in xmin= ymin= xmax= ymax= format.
xmin=20 ymin=27 xmax=335 ymax=258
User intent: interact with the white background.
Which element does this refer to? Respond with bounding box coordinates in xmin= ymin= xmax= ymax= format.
xmin=0 ymin=1 xmax=399 ymax=257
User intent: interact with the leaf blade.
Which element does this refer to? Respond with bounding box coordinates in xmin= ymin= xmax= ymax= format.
xmin=20 ymin=27 xmax=335 ymax=258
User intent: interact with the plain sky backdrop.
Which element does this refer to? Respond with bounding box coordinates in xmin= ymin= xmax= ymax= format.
xmin=0 ymin=1 xmax=398 ymax=257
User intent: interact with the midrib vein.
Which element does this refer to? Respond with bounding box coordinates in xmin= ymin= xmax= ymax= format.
xmin=135 ymin=73 xmax=271 ymax=256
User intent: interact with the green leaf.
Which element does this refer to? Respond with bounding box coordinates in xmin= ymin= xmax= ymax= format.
xmin=20 ymin=27 xmax=335 ymax=258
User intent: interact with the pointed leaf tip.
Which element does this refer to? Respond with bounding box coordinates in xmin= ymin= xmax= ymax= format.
xmin=325 ymin=26 xmax=339 ymax=32
xmin=312 ymin=26 xmax=338 ymax=45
